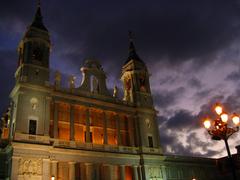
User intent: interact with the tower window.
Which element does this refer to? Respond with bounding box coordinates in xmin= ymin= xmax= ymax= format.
xmin=148 ymin=136 xmax=153 ymax=148
xmin=32 ymin=47 xmax=42 ymax=61
xmin=29 ymin=119 xmax=37 ymax=135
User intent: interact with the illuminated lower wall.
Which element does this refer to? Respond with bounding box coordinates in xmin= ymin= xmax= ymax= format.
xmin=50 ymin=102 xmax=133 ymax=146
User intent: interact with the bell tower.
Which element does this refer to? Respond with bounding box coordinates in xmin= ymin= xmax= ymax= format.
xmin=16 ymin=0 xmax=51 ymax=86
xmin=121 ymin=33 xmax=162 ymax=151
xmin=121 ymin=32 xmax=153 ymax=107
xmin=10 ymin=1 xmax=51 ymax=139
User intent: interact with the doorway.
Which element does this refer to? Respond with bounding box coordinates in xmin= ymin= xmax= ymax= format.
xmin=29 ymin=119 xmax=37 ymax=135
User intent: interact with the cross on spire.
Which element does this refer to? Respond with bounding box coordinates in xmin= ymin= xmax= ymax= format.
xmin=128 ymin=31 xmax=134 ymax=42
xmin=125 ymin=31 xmax=144 ymax=64
xmin=37 ymin=0 xmax=41 ymax=7
xmin=128 ymin=31 xmax=136 ymax=53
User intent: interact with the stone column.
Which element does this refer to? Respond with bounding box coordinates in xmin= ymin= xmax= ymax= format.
xmin=111 ymin=165 xmax=119 ymax=180
xmin=11 ymin=156 xmax=20 ymax=180
xmin=70 ymin=105 xmax=75 ymax=141
xmin=51 ymin=160 xmax=58 ymax=179
xmin=103 ymin=111 xmax=108 ymax=144
xmin=44 ymin=97 xmax=51 ymax=136
xmin=116 ymin=114 xmax=121 ymax=146
xmin=161 ymin=165 xmax=167 ymax=180
xmin=85 ymin=163 xmax=94 ymax=180
xmin=142 ymin=165 xmax=149 ymax=180
xmin=69 ymin=162 xmax=76 ymax=180
xmin=138 ymin=166 xmax=143 ymax=180
xmin=80 ymin=163 xmax=86 ymax=180
xmin=105 ymin=165 xmax=113 ymax=180
xmin=133 ymin=166 xmax=138 ymax=180
xmin=127 ymin=116 xmax=135 ymax=147
xmin=43 ymin=159 xmax=51 ymax=180
xmin=120 ymin=165 xmax=125 ymax=180
xmin=133 ymin=114 xmax=141 ymax=147
xmin=95 ymin=163 xmax=100 ymax=180
xmin=53 ymin=102 xmax=59 ymax=138
xmin=102 ymin=164 xmax=111 ymax=180
xmin=85 ymin=108 xmax=91 ymax=143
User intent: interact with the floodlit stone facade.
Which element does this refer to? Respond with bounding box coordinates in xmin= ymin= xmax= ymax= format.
xmin=3 ymin=3 xmax=222 ymax=180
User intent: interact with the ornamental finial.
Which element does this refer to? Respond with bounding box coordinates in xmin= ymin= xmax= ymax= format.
xmin=128 ymin=31 xmax=134 ymax=42
xmin=37 ymin=0 xmax=41 ymax=8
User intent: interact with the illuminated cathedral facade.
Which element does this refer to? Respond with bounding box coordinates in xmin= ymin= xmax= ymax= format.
xmin=2 ymin=2 xmax=223 ymax=180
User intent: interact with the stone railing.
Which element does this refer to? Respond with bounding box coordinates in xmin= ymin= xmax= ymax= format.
xmin=13 ymin=133 xmax=162 ymax=155
xmin=141 ymin=146 xmax=163 ymax=154
xmin=53 ymin=139 xmax=139 ymax=154
xmin=14 ymin=132 xmax=50 ymax=144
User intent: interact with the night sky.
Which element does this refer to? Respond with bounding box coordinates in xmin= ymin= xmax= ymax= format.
xmin=1 ymin=0 xmax=240 ymax=158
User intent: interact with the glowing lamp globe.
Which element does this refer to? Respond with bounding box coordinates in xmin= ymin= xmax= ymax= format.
xmin=215 ymin=105 xmax=223 ymax=115
xmin=204 ymin=120 xmax=211 ymax=129
xmin=221 ymin=113 xmax=228 ymax=123
xmin=232 ymin=114 xmax=240 ymax=125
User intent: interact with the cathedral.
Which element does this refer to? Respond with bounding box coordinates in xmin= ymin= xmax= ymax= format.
xmin=0 ymin=2 xmax=230 ymax=180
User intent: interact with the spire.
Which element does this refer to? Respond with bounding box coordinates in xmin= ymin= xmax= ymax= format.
xmin=125 ymin=31 xmax=144 ymax=64
xmin=129 ymin=31 xmax=136 ymax=54
xmin=30 ymin=0 xmax=48 ymax=31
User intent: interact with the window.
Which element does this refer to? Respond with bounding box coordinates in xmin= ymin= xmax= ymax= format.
xmin=84 ymin=131 xmax=93 ymax=143
xmin=29 ymin=120 xmax=37 ymax=135
xmin=148 ymin=136 xmax=153 ymax=148
xmin=90 ymin=132 xmax=92 ymax=142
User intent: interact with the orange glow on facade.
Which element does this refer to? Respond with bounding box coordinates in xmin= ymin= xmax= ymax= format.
xmin=49 ymin=102 xmax=132 ymax=145
xmin=2 ymin=128 xmax=9 ymax=139
xmin=92 ymin=128 xmax=104 ymax=144
xmin=58 ymin=122 xmax=70 ymax=140
xmin=74 ymin=125 xmax=84 ymax=142
xmin=58 ymin=103 xmax=70 ymax=122
xmin=125 ymin=166 xmax=133 ymax=180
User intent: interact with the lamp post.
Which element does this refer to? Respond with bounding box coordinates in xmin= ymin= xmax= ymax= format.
xmin=203 ymin=103 xmax=239 ymax=180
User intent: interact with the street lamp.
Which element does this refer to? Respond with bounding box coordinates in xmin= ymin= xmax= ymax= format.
xmin=203 ymin=103 xmax=239 ymax=180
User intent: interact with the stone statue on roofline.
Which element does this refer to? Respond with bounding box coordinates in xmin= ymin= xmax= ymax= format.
xmin=54 ymin=70 xmax=61 ymax=89
xmin=113 ymin=85 xmax=118 ymax=98
xmin=69 ymin=75 xmax=76 ymax=89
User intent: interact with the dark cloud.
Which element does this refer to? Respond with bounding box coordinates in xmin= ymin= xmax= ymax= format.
xmin=1 ymin=1 xmax=240 ymax=157
xmin=194 ymin=89 xmax=213 ymax=101
xmin=188 ymin=78 xmax=202 ymax=89
xmin=158 ymin=75 xmax=178 ymax=86
xmin=2 ymin=0 xmax=240 ymax=68
xmin=46 ymin=0 xmax=240 ymax=69
xmin=159 ymin=126 xmax=220 ymax=157
xmin=225 ymin=69 xmax=240 ymax=82
xmin=164 ymin=109 xmax=198 ymax=131
xmin=223 ymin=89 xmax=240 ymax=113
xmin=153 ymin=87 xmax=185 ymax=109
xmin=0 ymin=50 xmax=17 ymax=114
xmin=185 ymin=132 xmax=220 ymax=157
xmin=159 ymin=91 xmax=240 ymax=157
